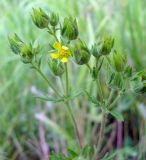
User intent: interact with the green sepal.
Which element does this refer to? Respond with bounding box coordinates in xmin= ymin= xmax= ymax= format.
xmin=31 ymin=8 xmax=49 ymax=29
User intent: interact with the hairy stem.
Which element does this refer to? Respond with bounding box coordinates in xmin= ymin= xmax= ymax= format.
xmin=65 ymin=63 xmax=69 ymax=96
xmin=33 ymin=65 xmax=61 ymax=97
xmin=96 ymin=79 xmax=104 ymax=102
xmin=94 ymin=109 xmax=107 ymax=160
xmin=47 ymin=26 xmax=59 ymax=42
xmin=106 ymin=89 xmax=115 ymax=107
xmin=96 ymin=57 xmax=104 ymax=101
xmin=65 ymin=102 xmax=82 ymax=148
xmin=86 ymin=63 xmax=92 ymax=72
xmin=65 ymin=63 xmax=82 ymax=148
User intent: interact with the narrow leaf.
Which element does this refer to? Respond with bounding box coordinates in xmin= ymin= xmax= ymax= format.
xmin=84 ymin=90 xmax=101 ymax=106
xmin=109 ymin=110 xmax=124 ymax=121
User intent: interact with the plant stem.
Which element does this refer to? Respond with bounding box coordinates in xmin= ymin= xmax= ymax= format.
xmin=65 ymin=102 xmax=82 ymax=148
xmin=95 ymin=57 xmax=104 ymax=101
xmin=65 ymin=63 xmax=69 ymax=96
xmin=53 ymin=33 xmax=59 ymax=42
xmin=96 ymin=79 xmax=104 ymax=101
xmin=117 ymin=121 xmax=123 ymax=149
xmin=34 ymin=65 xmax=61 ymax=97
xmin=47 ymin=26 xmax=59 ymax=42
xmin=106 ymin=89 xmax=115 ymax=106
xmin=93 ymin=109 xmax=107 ymax=160
xmin=64 ymin=63 xmax=82 ymax=148
xmin=108 ymin=91 xmax=122 ymax=110
xmin=59 ymin=76 xmax=65 ymax=93
xmin=93 ymin=57 xmax=106 ymax=159
xmin=93 ymin=91 xmax=122 ymax=159
xmin=86 ymin=63 xmax=92 ymax=72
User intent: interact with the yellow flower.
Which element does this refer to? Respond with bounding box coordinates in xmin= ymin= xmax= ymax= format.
xmin=50 ymin=42 xmax=71 ymax=63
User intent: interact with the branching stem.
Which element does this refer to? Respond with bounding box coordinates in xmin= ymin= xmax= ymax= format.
xmin=64 ymin=63 xmax=82 ymax=148
xmin=32 ymin=64 xmax=61 ymax=97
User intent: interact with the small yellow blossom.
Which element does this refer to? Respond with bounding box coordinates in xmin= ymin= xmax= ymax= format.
xmin=50 ymin=42 xmax=71 ymax=63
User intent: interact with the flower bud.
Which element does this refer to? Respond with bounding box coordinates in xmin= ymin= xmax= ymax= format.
xmin=61 ymin=17 xmax=78 ymax=40
xmin=31 ymin=8 xmax=49 ymax=29
xmin=20 ymin=43 xmax=33 ymax=63
xmin=50 ymin=12 xmax=59 ymax=26
xmin=48 ymin=59 xmax=65 ymax=76
xmin=108 ymin=72 xmax=124 ymax=90
xmin=90 ymin=43 xmax=102 ymax=58
xmin=130 ymin=70 xmax=146 ymax=94
xmin=124 ymin=65 xmax=132 ymax=78
xmin=113 ymin=50 xmax=127 ymax=72
xmin=73 ymin=39 xmax=90 ymax=65
xmin=8 ymin=33 xmax=23 ymax=54
xmin=100 ymin=37 xmax=114 ymax=55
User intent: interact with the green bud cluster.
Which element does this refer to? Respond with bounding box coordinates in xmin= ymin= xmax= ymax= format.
xmin=73 ymin=39 xmax=90 ymax=65
xmin=8 ymin=33 xmax=40 ymax=63
xmin=91 ymin=37 xmax=114 ymax=58
xmin=61 ymin=17 xmax=78 ymax=41
xmin=92 ymin=37 xmax=113 ymax=56
xmin=9 ymin=7 xmax=146 ymax=102
xmin=31 ymin=8 xmax=60 ymax=29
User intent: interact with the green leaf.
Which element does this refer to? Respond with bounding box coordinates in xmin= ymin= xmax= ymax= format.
xmin=68 ymin=90 xmax=83 ymax=100
xmin=109 ymin=110 xmax=124 ymax=121
xmin=103 ymin=151 xmax=117 ymax=160
xmin=68 ymin=148 xmax=78 ymax=158
xmin=38 ymin=57 xmax=42 ymax=68
xmin=50 ymin=155 xmax=66 ymax=160
xmin=81 ymin=145 xmax=94 ymax=159
xmin=34 ymin=95 xmax=66 ymax=103
xmin=34 ymin=90 xmax=83 ymax=104
xmin=84 ymin=90 xmax=101 ymax=106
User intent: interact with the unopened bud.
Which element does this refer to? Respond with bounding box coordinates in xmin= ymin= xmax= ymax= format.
xmin=61 ymin=17 xmax=78 ymax=40
xmin=8 ymin=33 xmax=23 ymax=54
xmin=113 ymin=50 xmax=127 ymax=72
xmin=48 ymin=59 xmax=65 ymax=76
xmin=50 ymin=12 xmax=59 ymax=27
xmin=73 ymin=39 xmax=90 ymax=65
xmin=31 ymin=8 xmax=49 ymax=29
xmin=20 ymin=43 xmax=33 ymax=63
xmin=91 ymin=43 xmax=102 ymax=58
xmin=100 ymin=37 xmax=114 ymax=55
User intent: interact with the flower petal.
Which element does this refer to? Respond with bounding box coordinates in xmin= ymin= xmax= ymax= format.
xmin=61 ymin=57 xmax=68 ymax=63
xmin=51 ymin=53 xmax=60 ymax=59
xmin=53 ymin=42 xmax=61 ymax=50
xmin=62 ymin=46 xmax=68 ymax=50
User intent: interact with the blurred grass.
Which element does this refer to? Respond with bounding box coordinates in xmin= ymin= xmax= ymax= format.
xmin=0 ymin=0 xmax=146 ymax=159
